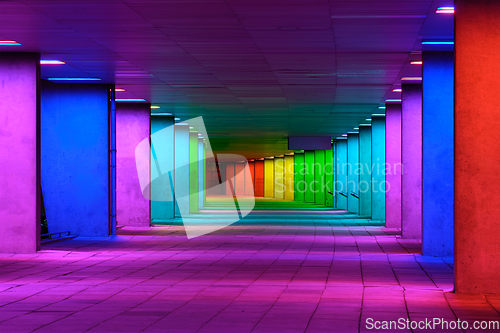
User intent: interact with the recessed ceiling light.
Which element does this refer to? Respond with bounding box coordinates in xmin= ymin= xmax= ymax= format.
xmin=115 ymin=98 xmax=146 ymax=102
xmin=421 ymin=40 xmax=454 ymax=45
xmin=174 ymin=117 xmax=181 ymax=121
xmin=436 ymin=6 xmax=454 ymax=14
xmin=347 ymin=131 xmax=358 ymax=134
xmin=151 ymin=113 xmax=172 ymax=116
xmin=386 ymin=99 xmax=402 ymax=102
xmin=115 ymin=88 xmax=126 ymax=92
xmin=359 ymin=124 xmax=372 ymax=127
xmin=366 ymin=119 xmax=372 ymax=121
xmin=40 ymin=60 xmax=65 ymax=65
xmin=410 ymin=61 xmax=423 ymax=65
xmin=341 ymin=134 xmax=347 ymax=137
xmin=392 ymin=88 xmax=402 ymax=92
xmin=0 ymin=40 xmax=21 ymax=45
xmin=378 ymin=106 xmax=386 ymax=109
xmin=353 ymin=127 xmax=359 ymax=130
xmin=47 ymin=77 xmax=101 ymax=81
xmin=150 ymin=106 xmax=160 ymax=109
xmin=401 ymin=77 xmax=422 ymax=81
xmin=372 ymin=114 xmax=386 ymax=116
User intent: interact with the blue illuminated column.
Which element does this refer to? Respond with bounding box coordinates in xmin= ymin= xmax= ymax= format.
xmin=198 ymin=138 xmax=205 ymax=209
xmin=150 ymin=115 xmax=175 ymax=221
xmin=371 ymin=115 xmax=386 ymax=221
xmin=422 ymin=52 xmax=454 ymax=257
xmin=347 ymin=133 xmax=359 ymax=214
xmin=402 ymin=84 xmax=422 ymax=238
xmin=335 ymin=139 xmax=348 ymax=210
xmin=41 ymin=82 xmax=111 ymax=237
xmin=358 ymin=125 xmax=372 ymax=217
xmin=174 ymin=124 xmax=190 ymax=217
xmin=0 ymin=53 xmax=40 ymax=253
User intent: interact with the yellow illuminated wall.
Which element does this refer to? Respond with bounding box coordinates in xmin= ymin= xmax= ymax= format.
xmin=284 ymin=155 xmax=294 ymax=200
xmin=264 ymin=159 xmax=274 ymax=198
xmin=274 ymin=157 xmax=284 ymax=199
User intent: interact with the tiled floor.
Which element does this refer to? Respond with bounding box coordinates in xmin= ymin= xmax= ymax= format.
xmin=0 ymin=213 xmax=499 ymax=333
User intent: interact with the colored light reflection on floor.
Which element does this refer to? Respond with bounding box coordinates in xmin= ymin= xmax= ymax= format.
xmin=1 ymin=213 xmax=494 ymax=333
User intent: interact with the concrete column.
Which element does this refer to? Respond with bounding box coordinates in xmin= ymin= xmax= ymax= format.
xmin=274 ymin=157 xmax=284 ymax=199
xmin=245 ymin=161 xmax=255 ymax=196
xmin=314 ymin=150 xmax=326 ymax=205
xmin=189 ymin=131 xmax=199 ymax=213
xmin=325 ymin=146 xmax=334 ymax=207
xmin=359 ymin=126 xmax=372 ymax=217
xmin=402 ymin=85 xmax=422 ymax=238
xmin=198 ymin=139 xmax=205 ymax=209
xmin=347 ymin=133 xmax=359 ymax=214
xmin=371 ymin=116 xmax=386 ymax=221
xmin=264 ymin=159 xmax=274 ymax=198
xmin=304 ymin=150 xmax=315 ymax=203
xmin=254 ymin=160 xmax=265 ymax=197
xmin=335 ymin=139 xmax=348 ymax=210
xmin=225 ymin=163 xmax=235 ymax=196
xmin=174 ymin=124 xmax=190 ymax=217
xmin=41 ymin=82 xmax=110 ymax=237
xmin=116 ymin=103 xmax=150 ymax=227
xmin=294 ymin=153 xmax=305 ymax=202
xmin=385 ymin=104 xmax=402 ymax=229
xmin=455 ymin=0 xmax=500 ymax=294
xmin=150 ymin=115 xmax=175 ymax=221
xmin=235 ymin=163 xmax=245 ymax=196
xmin=0 ymin=53 xmax=41 ymax=253
xmin=284 ymin=155 xmax=295 ymax=201
xmin=422 ymin=52 xmax=454 ymax=257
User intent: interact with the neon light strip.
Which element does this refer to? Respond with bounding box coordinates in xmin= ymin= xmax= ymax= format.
xmin=115 ymin=99 xmax=146 ymax=102
xmin=392 ymin=89 xmax=402 ymax=92
xmin=47 ymin=77 xmax=101 ymax=81
xmin=0 ymin=41 xmax=21 ymax=45
xmin=436 ymin=7 xmax=454 ymax=14
xmin=421 ymin=40 xmax=454 ymax=45
xmin=401 ymin=77 xmax=422 ymax=81
xmin=40 ymin=60 xmax=65 ymax=65
xmin=410 ymin=61 xmax=423 ymax=65
xmin=386 ymin=99 xmax=402 ymax=102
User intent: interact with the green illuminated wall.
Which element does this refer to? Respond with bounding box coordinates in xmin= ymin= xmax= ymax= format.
xmin=314 ymin=150 xmax=325 ymax=205
xmin=304 ymin=150 xmax=315 ymax=203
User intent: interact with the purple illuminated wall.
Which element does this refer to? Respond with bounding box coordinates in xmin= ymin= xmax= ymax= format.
xmin=402 ymin=84 xmax=422 ymax=239
xmin=116 ymin=103 xmax=150 ymax=227
xmin=385 ymin=104 xmax=402 ymax=229
xmin=0 ymin=53 xmax=41 ymax=253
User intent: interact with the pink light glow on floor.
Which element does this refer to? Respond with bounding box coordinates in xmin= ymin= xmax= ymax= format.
xmin=0 ymin=214 xmax=498 ymax=333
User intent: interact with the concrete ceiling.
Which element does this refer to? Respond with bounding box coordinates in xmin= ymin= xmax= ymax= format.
xmin=0 ymin=0 xmax=453 ymax=158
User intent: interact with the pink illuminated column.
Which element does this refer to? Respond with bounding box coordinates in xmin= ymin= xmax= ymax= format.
xmin=401 ymin=84 xmax=422 ymax=239
xmin=455 ymin=0 xmax=500 ymax=294
xmin=0 ymin=53 xmax=41 ymax=253
xmin=116 ymin=103 xmax=150 ymax=227
xmin=385 ymin=103 xmax=402 ymax=229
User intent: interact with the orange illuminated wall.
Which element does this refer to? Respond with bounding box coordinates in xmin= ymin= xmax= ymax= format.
xmin=254 ymin=160 xmax=265 ymax=197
